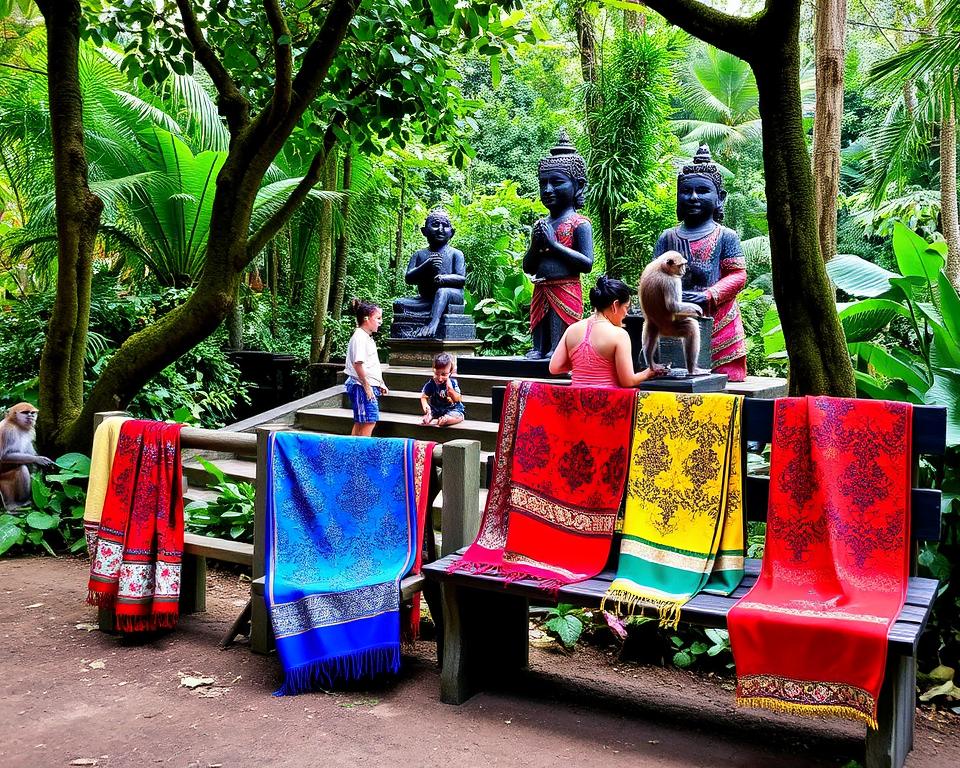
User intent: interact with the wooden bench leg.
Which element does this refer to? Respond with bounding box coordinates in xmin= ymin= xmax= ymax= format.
xmin=250 ymin=591 xmax=275 ymax=655
xmin=866 ymin=654 xmax=915 ymax=768
xmin=179 ymin=554 xmax=207 ymax=614
xmin=440 ymin=583 xmax=528 ymax=705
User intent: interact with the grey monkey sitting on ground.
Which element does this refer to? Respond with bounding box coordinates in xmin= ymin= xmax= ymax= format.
xmin=0 ymin=403 xmax=54 ymax=510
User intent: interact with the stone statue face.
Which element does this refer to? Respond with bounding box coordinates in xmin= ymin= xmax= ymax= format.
xmin=677 ymin=175 xmax=724 ymax=225
xmin=539 ymin=169 xmax=577 ymax=212
xmin=422 ymin=215 xmax=453 ymax=248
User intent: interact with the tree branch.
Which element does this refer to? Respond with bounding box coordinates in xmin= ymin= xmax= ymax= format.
xmin=244 ymin=119 xmax=343 ymax=266
xmin=264 ymin=0 xmax=293 ymax=122
xmin=0 ymin=62 xmax=47 ymax=76
xmin=639 ymin=0 xmax=765 ymax=61
xmin=175 ymin=0 xmax=250 ymax=132
xmin=286 ymin=0 xmax=361 ymax=127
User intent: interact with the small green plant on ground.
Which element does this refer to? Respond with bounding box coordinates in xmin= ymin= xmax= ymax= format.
xmin=0 ymin=453 xmax=90 ymax=556
xmin=183 ymin=457 xmax=255 ymax=543
xmin=542 ymin=603 xmax=589 ymax=649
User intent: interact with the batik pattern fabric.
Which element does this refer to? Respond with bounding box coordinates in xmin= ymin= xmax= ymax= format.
xmin=604 ymin=392 xmax=744 ymax=627
xmin=265 ymin=433 xmax=434 ymax=695
xmin=82 ymin=415 xmax=130 ymax=557
xmin=452 ymin=381 xmax=634 ymax=589
xmin=87 ymin=420 xmax=185 ymax=632
xmin=728 ymin=397 xmax=913 ymax=729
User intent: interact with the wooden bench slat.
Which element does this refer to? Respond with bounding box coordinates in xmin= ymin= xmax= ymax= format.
xmin=183 ymin=533 xmax=254 ymax=566
xmin=424 ymin=554 xmax=936 ymax=654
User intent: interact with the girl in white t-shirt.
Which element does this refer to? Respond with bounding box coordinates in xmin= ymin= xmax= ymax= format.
xmin=344 ymin=299 xmax=389 ymax=436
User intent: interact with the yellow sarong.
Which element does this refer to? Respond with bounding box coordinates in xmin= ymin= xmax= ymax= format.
xmin=603 ymin=392 xmax=744 ymax=628
xmin=82 ymin=416 xmax=129 ymax=555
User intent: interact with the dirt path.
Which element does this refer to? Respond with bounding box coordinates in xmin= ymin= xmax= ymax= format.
xmin=1 ymin=556 xmax=956 ymax=768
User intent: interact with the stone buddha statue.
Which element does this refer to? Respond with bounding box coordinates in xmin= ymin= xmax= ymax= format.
xmin=391 ymin=207 xmax=474 ymax=340
xmin=654 ymin=144 xmax=747 ymax=381
xmin=523 ymin=130 xmax=594 ymax=359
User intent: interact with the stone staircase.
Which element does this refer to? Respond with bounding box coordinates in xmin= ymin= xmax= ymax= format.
xmin=181 ymin=363 xmax=540 ymax=510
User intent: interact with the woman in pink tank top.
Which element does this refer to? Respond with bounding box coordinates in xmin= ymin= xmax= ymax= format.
xmin=549 ymin=276 xmax=663 ymax=388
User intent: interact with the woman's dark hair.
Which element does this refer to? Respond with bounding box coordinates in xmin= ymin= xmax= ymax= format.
xmin=348 ymin=298 xmax=380 ymax=325
xmin=588 ymin=275 xmax=631 ymax=311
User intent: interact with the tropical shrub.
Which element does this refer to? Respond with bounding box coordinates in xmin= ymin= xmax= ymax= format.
xmin=466 ymin=271 xmax=533 ymax=356
xmin=183 ymin=458 xmax=256 ymax=543
xmin=0 ymin=453 xmax=90 ymax=557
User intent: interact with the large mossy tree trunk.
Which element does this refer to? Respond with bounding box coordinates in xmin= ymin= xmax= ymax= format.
xmin=38 ymin=0 xmax=360 ymax=452
xmin=310 ymin=150 xmax=338 ymax=364
xmin=643 ymin=0 xmax=855 ymax=396
xmin=941 ymin=102 xmax=960 ymax=287
xmin=34 ymin=1 xmax=103 ymax=452
xmin=322 ymin=151 xmax=352 ymax=363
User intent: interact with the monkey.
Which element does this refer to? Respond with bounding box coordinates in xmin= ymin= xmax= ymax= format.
xmin=638 ymin=251 xmax=709 ymax=377
xmin=0 ymin=403 xmax=55 ymax=510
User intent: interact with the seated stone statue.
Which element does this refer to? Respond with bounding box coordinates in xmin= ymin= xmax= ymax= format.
xmin=393 ymin=208 xmax=466 ymax=339
xmin=523 ymin=130 xmax=594 ymax=359
xmin=654 ymin=144 xmax=747 ymax=381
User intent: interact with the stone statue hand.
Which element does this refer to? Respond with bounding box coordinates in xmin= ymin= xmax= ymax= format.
xmin=539 ymin=220 xmax=557 ymax=245
xmin=682 ymin=290 xmax=710 ymax=308
xmin=428 ymin=254 xmax=443 ymax=271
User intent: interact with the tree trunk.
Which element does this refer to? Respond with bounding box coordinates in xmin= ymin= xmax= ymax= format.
xmin=34 ymin=1 xmax=104 ymax=453
xmin=642 ymin=0 xmax=855 ymax=397
xmin=812 ymin=0 xmax=846 ymax=264
xmin=754 ymin=37 xmax=855 ymax=396
xmin=227 ymin=281 xmax=243 ymax=349
xmin=310 ymin=150 xmax=338 ymax=363
xmin=941 ymin=100 xmax=960 ymax=287
xmin=270 ymin=238 xmax=279 ymax=338
xmin=393 ymin=169 xmax=405 ymax=273
xmin=322 ymin=150 xmax=352 ymax=362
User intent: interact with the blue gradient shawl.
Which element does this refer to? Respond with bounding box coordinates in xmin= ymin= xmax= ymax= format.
xmin=265 ymin=433 xmax=433 ymax=695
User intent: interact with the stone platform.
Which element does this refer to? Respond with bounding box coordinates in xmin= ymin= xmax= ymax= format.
xmin=638 ymin=372 xmax=728 ymax=394
xmin=623 ymin=313 xmax=713 ymax=372
xmin=389 ymin=308 xmax=476 ymax=341
xmin=386 ymin=338 xmax=481 ymax=367
xmin=455 ymin=355 xmax=563 ymax=379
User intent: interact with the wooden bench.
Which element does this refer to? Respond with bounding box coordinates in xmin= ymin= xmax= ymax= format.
xmin=422 ymin=398 xmax=946 ymax=768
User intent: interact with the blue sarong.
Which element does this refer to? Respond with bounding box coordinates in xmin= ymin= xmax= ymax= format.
xmin=265 ymin=432 xmax=434 ymax=695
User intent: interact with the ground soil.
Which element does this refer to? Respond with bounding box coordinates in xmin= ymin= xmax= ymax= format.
xmin=1 ymin=556 xmax=957 ymax=768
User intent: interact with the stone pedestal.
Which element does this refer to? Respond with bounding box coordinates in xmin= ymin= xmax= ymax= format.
xmin=623 ymin=313 xmax=713 ymax=373
xmin=386 ymin=338 xmax=481 ymax=367
xmin=456 ymin=355 xmax=560 ymax=379
xmin=639 ymin=372 xmax=728 ymax=394
xmin=388 ymin=303 xmax=476 ymax=341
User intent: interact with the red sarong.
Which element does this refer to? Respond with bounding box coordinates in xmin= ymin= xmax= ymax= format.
xmin=728 ymin=397 xmax=913 ymax=728
xmin=529 ymin=278 xmax=584 ymax=331
xmin=87 ymin=420 xmax=185 ymax=632
xmin=451 ymin=381 xmax=634 ymax=589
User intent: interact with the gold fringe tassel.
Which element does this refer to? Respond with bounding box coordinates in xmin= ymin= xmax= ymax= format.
xmin=736 ymin=696 xmax=878 ymax=730
xmin=601 ymin=588 xmax=684 ymax=630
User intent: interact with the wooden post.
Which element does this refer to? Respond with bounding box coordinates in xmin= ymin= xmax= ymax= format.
xmin=865 ymin=653 xmax=915 ymax=768
xmin=250 ymin=424 xmax=287 ymax=654
xmin=440 ymin=440 xmax=481 ymax=556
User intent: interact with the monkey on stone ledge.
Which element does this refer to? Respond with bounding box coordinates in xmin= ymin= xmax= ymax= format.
xmin=0 ymin=403 xmax=55 ymax=510
xmin=638 ymin=251 xmax=710 ymax=377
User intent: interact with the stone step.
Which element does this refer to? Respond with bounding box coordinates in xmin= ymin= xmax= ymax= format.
xmin=378 ymin=365 xmax=562 ymax=399
xmin=376 ymin=390 xmax=492 ymax=421
xmin=296 ymin=407 xmax=501 ymax=452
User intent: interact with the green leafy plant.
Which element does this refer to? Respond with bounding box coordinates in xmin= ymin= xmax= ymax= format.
xmin=0 ymin=453 xmax=90 ymax=557
xmin=183 ymin=457 xmax=255 ymax=542
xmin=671 ymin=627 xmax=733 ymax=669
xmin=467 ymin=271 xmax=533 ymax=355
xmin=542 ymin=603 xmax=588 ymax=649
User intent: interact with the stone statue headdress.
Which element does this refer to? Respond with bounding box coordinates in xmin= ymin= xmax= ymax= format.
xmin=538 ymin=129 xmax=588 ymax=208
xmin=425 ymin=206 xmax=452 ymax=225
xmin=677 ymin=143 xmax=726 ymax=223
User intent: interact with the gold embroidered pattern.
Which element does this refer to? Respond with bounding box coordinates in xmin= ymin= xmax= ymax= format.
xmin=509 ymin=485 xmax=616 ymax=536
xmin=501 ymin=551 xmax=585 ymax=580
xmin=734 ymin=601 xmax=890 ymax=624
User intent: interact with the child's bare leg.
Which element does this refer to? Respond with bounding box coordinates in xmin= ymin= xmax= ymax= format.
xmin=437 ymin=412 xmax=464 ymax=427
xmin=352 ymin=422 xmax=376 ymax=437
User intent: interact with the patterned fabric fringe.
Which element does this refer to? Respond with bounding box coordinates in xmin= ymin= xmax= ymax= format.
xmin=87 ymin=420 xmax=184 ymax=633
xmin=266 ymin=433 xmax=434 ymax=695
xmin=451 ymin=381 xmax=634 ymax=590
xmin=603 ymin=392 xmax=744 ymax=628
xmin=728 ymin=396 xmax=913 ymax=728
